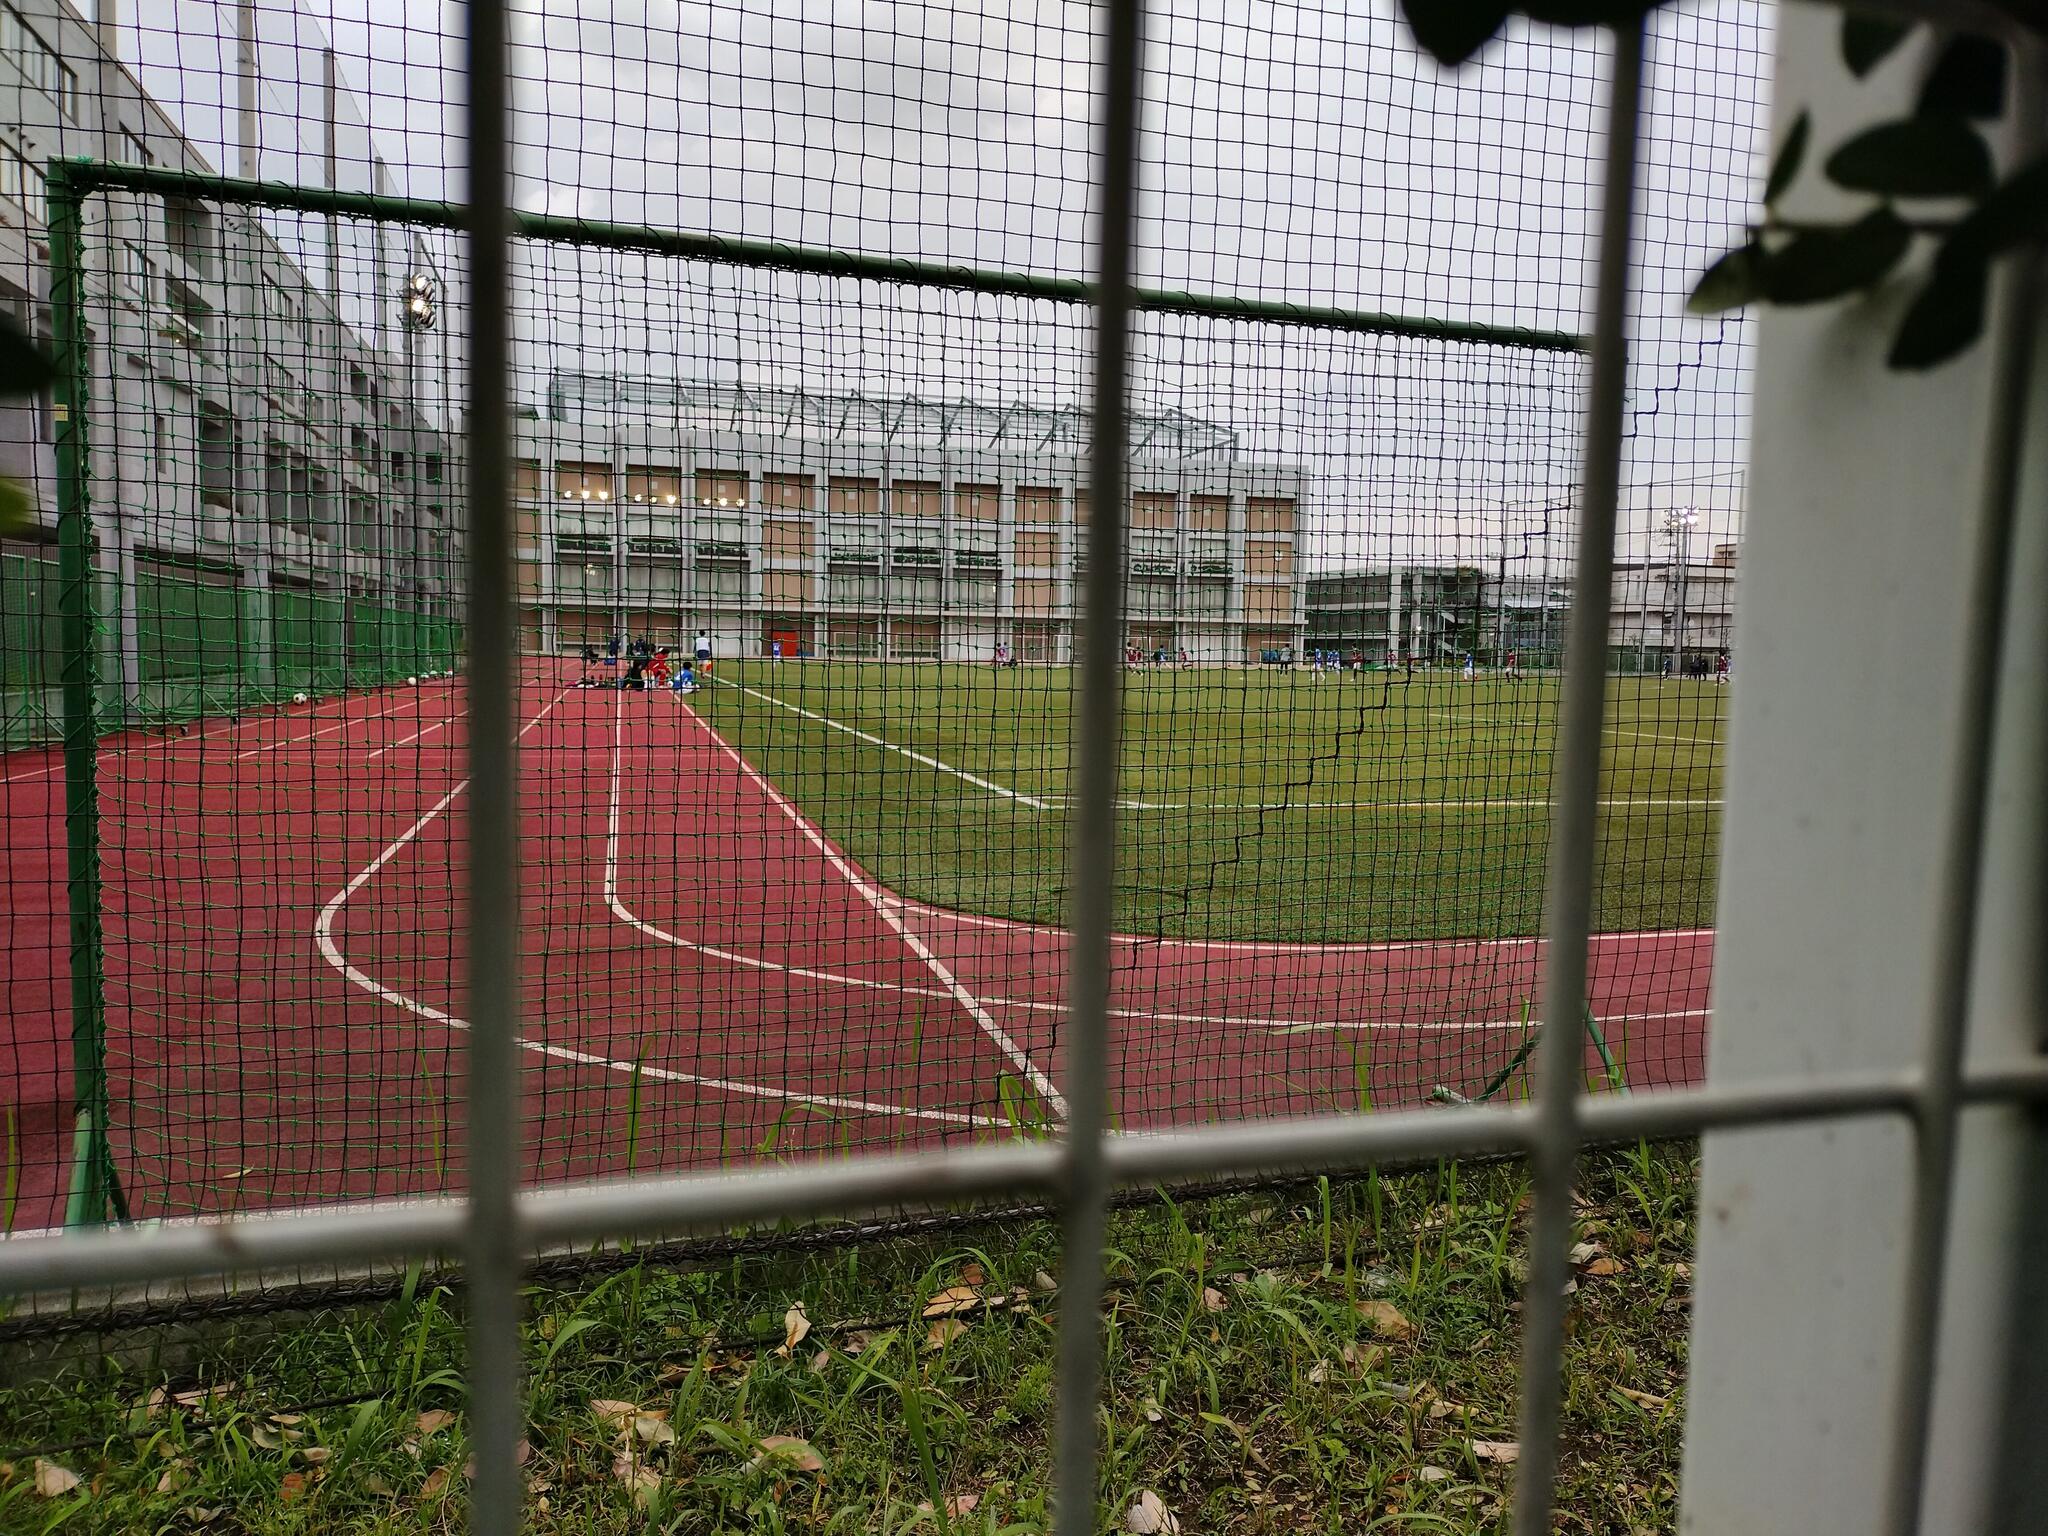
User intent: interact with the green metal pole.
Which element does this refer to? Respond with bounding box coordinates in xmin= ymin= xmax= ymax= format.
xmin=49 ymin=167 xmax=123 ymax=1227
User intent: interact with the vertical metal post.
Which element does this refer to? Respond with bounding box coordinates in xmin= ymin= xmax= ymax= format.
xmin=463 ymin=0 xmax=525 ymax=1530
xmin=1511 ymin=21 xmax=1643 ymax=1536
xmin=1880 ymin=55 xmax=2044 ymax=1536
xmin=1051 ymin=2 xmax=1143 ymax=1532
xmin=49 ymin=168 xmax=121 ymax=1228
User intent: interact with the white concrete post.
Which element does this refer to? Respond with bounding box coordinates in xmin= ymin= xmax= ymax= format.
xmin=1679 ymin=9 xmax=2048 ymax=1533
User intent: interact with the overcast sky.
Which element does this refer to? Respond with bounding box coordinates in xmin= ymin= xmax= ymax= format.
xmin=113 ymin=0 xmax=1771 ymax=569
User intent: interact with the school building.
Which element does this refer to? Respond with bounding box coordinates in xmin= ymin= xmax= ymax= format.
xmin=513 ymin=375 xmax=1309 ymax=664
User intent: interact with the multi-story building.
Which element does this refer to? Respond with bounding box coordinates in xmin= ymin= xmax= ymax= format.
xmin=1610 ymin=542 xmax=1740 ymax=668
xmin=514 ymin=376 xmax=1307 ymax=664
xmin=1304 ymin=563 xmax=1489 ymax=665
xmin=0 ymin=0 xmax=458 ymax=729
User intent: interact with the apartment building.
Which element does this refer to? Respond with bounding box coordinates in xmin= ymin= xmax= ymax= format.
xmin=515 ymin=377 xmax=1308 ymax=664
xmin=0 ymin=0 xmax=458 ymax=721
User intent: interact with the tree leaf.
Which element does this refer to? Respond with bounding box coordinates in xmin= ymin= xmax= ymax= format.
xmin=776 ymin=1304 xmax=810 ymax=1358
xmin=753 ymin=1435 xmax=825 ymax=1473
xmin=1842 ymin=13 xmax=1915 ymax=77
xmin=1397 ymin=0 xmax=1515 ymax=68
xmin=1889 ymin=255 xmax=1988 ymax=370
xmin=1764 ymin=111 xmax=1810 ymax=206
xmin=924 ymin=1316 xmax=969 ymax=1351
xmin=1688 ymin=241 xmax=1767 ymax=314
xmin=589 ymin=1400 xmax=640 ymax=1432
xmin=1825 ymin=116 xmax=1994 ymax=199
xmin=1472 ymin=1438 xmax=1521 ymax=1464
xmin=1127 ymin=1488 xmax=1182 ymax=1534
xmin=1918 ymin=34 xmax=2006 ymax=121
xmin=1948 ymin=152 xmax=2048 ymax=263
xmin=1759 ymin=209 xmax=1913 ymax=305
xmin=921 ymin=1285 xmax=982 ymax=1318
xmin=415 ymin=1409 xmax=456 ymax=1438
xmin=32 ymin=1460 xmax=81 ymax=1498
xmin=1356 ymin=1299 xmax=1417 ymax=1339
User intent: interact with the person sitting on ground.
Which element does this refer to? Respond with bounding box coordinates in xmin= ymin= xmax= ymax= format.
xmin=673 ymin=659 xmax=698 ymax=695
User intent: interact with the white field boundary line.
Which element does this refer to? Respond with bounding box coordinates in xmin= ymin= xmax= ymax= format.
xmin=620 ymin=693 xmax=1068 ymax=1116
xmin=235 ymin=695 xmax=437 ymax=761
xmin=314 ymin=688 xmax=1000 ymax=1132
xmin=714 ymin=678 xmax=1053 ymax=810
xmin=607 ymin=708 xmax=1692 ymax=1038
xmin=367 ymin=715 xmax=456 ymax=761
xmin=1038 ymin=795 xmax=1724 ymax=812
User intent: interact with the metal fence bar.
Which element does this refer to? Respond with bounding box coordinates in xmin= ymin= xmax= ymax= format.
xmin=1879 ymin=57 xmax=2046 ymax=1536
xmin=15 ymin=1065 xmax=2048 ymax=1299
xmin=461 ymin=0 xmax=525 ymax=1530
xmin=1512 ymin=21 xmax=1646 ymax=1536
xmin=44 ymin=159 xmax=1586 ymax=355
xmin=1052 ymin=3 xmax=1146 ymax=1531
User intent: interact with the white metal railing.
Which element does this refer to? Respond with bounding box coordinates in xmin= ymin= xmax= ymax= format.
xmin=5 ymin=5 xmax=2047 ymax=1535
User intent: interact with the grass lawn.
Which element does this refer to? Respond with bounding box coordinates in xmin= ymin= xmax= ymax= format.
xmin=694 ymin=663 xmax=1727 ymax=943
xmin=0 ymin=1148 xmax=1696 ymax=1534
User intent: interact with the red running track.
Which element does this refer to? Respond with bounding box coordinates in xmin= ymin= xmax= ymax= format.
xmin=0 ymin=661 xmax=1712 ymax=1232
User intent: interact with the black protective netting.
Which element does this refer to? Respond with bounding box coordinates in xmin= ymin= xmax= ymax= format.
xmin=0 ymin=0 xmax=1765 ymax=1235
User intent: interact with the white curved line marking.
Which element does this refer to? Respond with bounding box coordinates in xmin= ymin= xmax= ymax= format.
xmin=608 ymin=692 xmax=1068 ymax=1116
xmin=315 ymin=686 xmax=1006 ymax=1130
xmin=720 ymin=678 xmax=1051 ymax=809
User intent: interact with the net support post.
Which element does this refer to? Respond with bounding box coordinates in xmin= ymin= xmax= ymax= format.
xmin=47 ymin=163 xmax=121 ymax=1228
xmin=1510 ymin=19 xmax=1644 ymax=1536
xmin=1050 ymin=3 xmax=1145 ymax=1533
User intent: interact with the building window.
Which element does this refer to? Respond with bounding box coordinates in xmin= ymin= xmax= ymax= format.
xmin=1014 ymin=529 xmax=1061 ymax=568
xmin=1016 ymin=486 xmax=1061 ymax=524
xmin=828 ymin=526 xmax=882 ymax=565
xmin=626 ymin=464 xmax=682 ymax=504
xmin=889 ymin=575 xmax=942 ymax=612
xmin=827 ymin=476 xmax=881 ymax=517
xmin=694 ymin=468 xmax=746 ymax=508
xmin=950 ymin=575 xmax=996 ymax=609
xmin=765 ymin=520 xmax=812 ymax=559
xmin=827 ymin=570 xmax=883 ymax=607
xmin=1131 ymin=492 xmax=1177 ymax=529
xmin=120 ymin=128 xmax=154 ymax=167
xmin=513 ymin=459 xmax=544 ymax=500
xmin=1184 ymin=583 xmax=1228 ymax=620
xmin=198 ymin=407 xmax=236 ymax=508
xmin=697 ymin=566 xmax=746 ymax=602
xmin=1189 ymin=495 xmax=1230 ymax=532
xmin=1246 ymin=539 xmax=1294 ymax=576
xmin=1187 ymin=536 xmax=1230 ymax=578
xmin=892 ymin=479 xmax=940 ymax=519
xmin=763 ymin=472 xmax=813 ymax=512
xmin=423 ymin=453 xmax=443 ymax=484
xmin=1247 ymin=496 xmax=1297 ymax=534
xmin=889 ymin=619 xmax=942 ymax=660
xmin=0 ymin=141 xmax=42 ymax=217
xmin=955 ymin=483 xmax=1001 ymax=521
xmin=1129 ymin=531 xmax=1176 ymax=576
xmin=556 ymin=460 xmax=612 ymax=502
xmin=2 ymin=6 xmax=74 ymax=117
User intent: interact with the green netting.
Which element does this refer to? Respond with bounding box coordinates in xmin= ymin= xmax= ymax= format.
xmin=273 ymin=589 xmax=349 ymax=696
xmin=0 ymin=552 xmax=63 ymax=747
xmin=134 ymin=567 xmax=246 ymax=720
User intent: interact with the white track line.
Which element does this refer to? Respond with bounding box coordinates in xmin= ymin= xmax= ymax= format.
xmin=615 ymin=693 xmax=1068 ymax=1115
xmin=367 ymin=715 xmax=456 ymax=761
xmin=716 ymin=679 xmax=1052 ymax=810
xmin=315 ymin=688 xmax=1004 ymax=1131
xmin=236 ymin=696 xmax=430 ymax=761
xmin=1045 ymin=795 xmax=1723 ymax=812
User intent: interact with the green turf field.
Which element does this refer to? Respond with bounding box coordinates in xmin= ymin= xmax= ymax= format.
xmin=694 ymin=662 xmax=1727 ymax=943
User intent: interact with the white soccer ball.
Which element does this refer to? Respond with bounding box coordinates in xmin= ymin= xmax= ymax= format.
xmin=408 ymin=675 xmax=418 ymax=686
xmin=292 ymin=692 xmax=308 ymax=705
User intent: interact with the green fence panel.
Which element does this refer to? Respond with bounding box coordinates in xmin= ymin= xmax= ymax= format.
xmin=0 ymin=553 xmax=63 ymax=747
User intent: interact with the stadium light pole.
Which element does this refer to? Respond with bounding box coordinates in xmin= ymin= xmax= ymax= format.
xmin=1665 ymin=506 xmax=1697 ymax=676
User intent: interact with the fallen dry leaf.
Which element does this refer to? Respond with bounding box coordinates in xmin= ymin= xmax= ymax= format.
xmin=633 ymin=1415 xmax=677 ymax=1448
xmin=1127 ymin=1488 xmax=1181 ymax=1533
xmin=917 ymin=1492 xmax=982 ymax=1517
xmin=1356 ymin=1299 xmax=1416 ymax=1339
xmin=192 ymin=1506 xmax=223 ymax=1525
xmin=1417 ymin=1464 xmax=1452 ymax=1483
xmin=843 ymin=1329 xmax=875 ymax=1355
xmin=590 ymin=1400 xmax=640 ymax=1432
xmin=1307 ymin=1359 xmax=1330 ymax=1385
xmin=1140 ymin=1395 xmax=1165 ymax=1423
xmin=925 ymin=1317 xmax=969 ymax=1351
xmin=171 ymin=1385 xmax=231 ymax=1411
xmin=1342 ymin=1340 xmax=1383 ymax=1373
xmin=251 ymin=1425 xmax=284 ymax=1452
xmin=515 ymin=1440 xmax=533 ymax=1466
xmin=1617 ymin=1385 xmax=1671 ymax=1410
xmin=1472 ymin=1440 xmax=1520 ymax=1465
xmin=777 ymin=1304 xmax=811 ymax=1358
xmin=754 ymin=1435 xmax=825 ymax=1473
xmin=959 ymin=1261 xmax=987 ymax=1287
xmin=613 ymin=1450 xmax=662 ymax=1507
xmin=300 ymin=1446 xmax=332 ymax=1466
xmin=416 ymin=1409 xmax=456 ymax=1437
xmin=1201 ymin=1286 xmax=1228 ymax=1313
xmin=270 ymin=1413 xmax=305 ymax=1427
xmin=1569 ymin=1241 xmax=1602 ymax=1265
xmin=420 ymin=1466 xmax=452 ymax=1499
xmin=922 ymin=1285 xmax=982 ymax=1318
xmin=279 ymin=1471 xmax=308 ymax=1502
xmin=1582 ymin=1256 xmax=1625 ymax=1277
xmin=155 ymin=1462 xmax=190 ymax=1495
xmin=1033 ymin=1269 xmax=1057 ymax=1292
xmin=810 ymin=1348 xmax=832 ymax=1374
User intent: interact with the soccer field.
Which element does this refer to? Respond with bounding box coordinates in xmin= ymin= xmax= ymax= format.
xmin=694 ymin=661 xmax=1727 ymax=944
